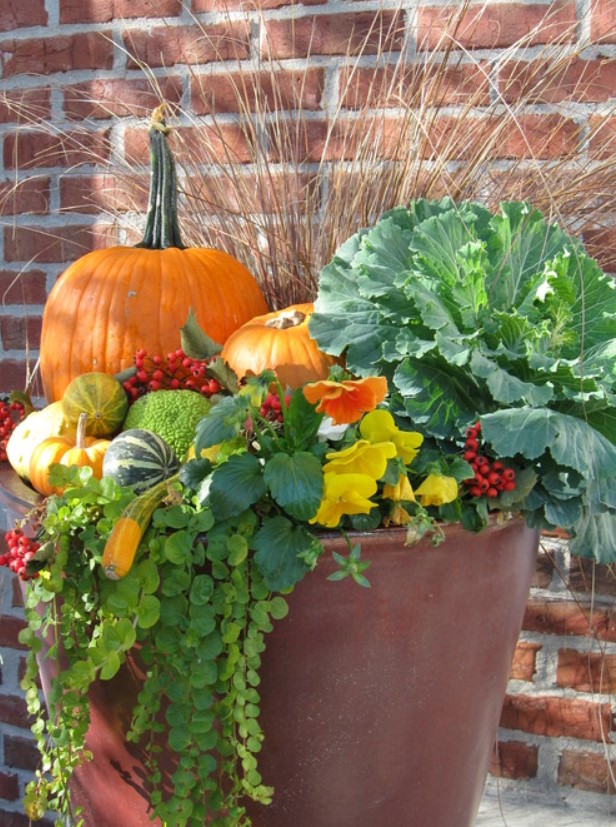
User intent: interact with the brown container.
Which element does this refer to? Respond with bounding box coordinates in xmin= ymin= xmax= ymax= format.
xmin=0 ymin=465 xmax=538 ymax=827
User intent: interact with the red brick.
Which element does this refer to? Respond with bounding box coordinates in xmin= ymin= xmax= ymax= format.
xmin=502 ymin=114 xmax=580 ymax=159
xmin=340 ymin=61 xmax=490 ymax=109
xmin=0 ymin=359 xmax=41 ymax=394
xmin=60 ymin=0 xmax=182 ymax=23
xmin=4 ymin=734 xmax=40 ymax=772
xmin=581 ymin=226 xmax=616 ymax=273
xmin=0 ymin=315 xmax=42 ymax=351
xmin=0 ymin=614 xmax=28 ymax=648
xmin=500 ymin=693 xmax=614 ymax=741
xmin=191 ymin=68 xmax=326 ymax=115
xmin=523 ymin=598 xmax=616 ymax=641
xmin=194 ymin=0 xmax=323 ymax=8
xmin=511 ymin=641 xmax=541 ymax=682
xmin=0 ymin=269 xmax=48 ymax=305
xmin=0 ymin=89 xmax=51 ymax=124
xmin=0 ymin=177 xmax=50 ymax=216
xmin=417 ymin=2 xmax=576 ymax=51
xmin=569 ymin=558 xmax=616 ymax=597
xmin=0 ymin=810 xmax=54 ymax=827
xmin=0 ymin=0 xmax=46 ymax=31
xmin=263 ymin=11 xmax=404 ymax=59
xmin=123 ymin=22 xmax=251 ymax=69
xmin=499 ymin=57 xmax=616 ymax=104
xmin=559 ymin=749 xmax=616 ymax=793
xmin=0 ymin=693 xmax=32 ymax=729
xmin=3 ymin=222 xmax=115 ymax=264
xmin=0 ymin=771 xmax=19 ymax=801
xmin=490 ymin=740 xmax=538 ymax=779
xmin=185 ymin=170 xmax=316 ymax=216
xmin=589 ymin=114 xmax=616 ymax=160
xmin=557 ymin=649 xmax=616 ymax=694
xmin=60 ymin=173 xmax=149 ymax=214
xmin=3 ymin=129 xmax=110 ymax=170
xmin=63 ymin=77 xmax=183 ymax=121
xmin=591 ymin=0 xmax=616 ymax=43
xmin=0 ymin=33 xmax=113 ymax=78
xmin=139 ymin=123 xmax=257 ymax=167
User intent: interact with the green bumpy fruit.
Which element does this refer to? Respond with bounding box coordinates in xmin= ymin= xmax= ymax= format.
xmin=122 ymin=390 xmax=211 ymax=460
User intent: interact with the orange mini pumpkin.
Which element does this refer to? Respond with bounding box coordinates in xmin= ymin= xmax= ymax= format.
xmin=39 ymin=107 xmax=268 ymax=402
xmin=220 ymin=303 xmax=335 ymax=389
xmin=29 ymin=413 xmax=111 ymax=496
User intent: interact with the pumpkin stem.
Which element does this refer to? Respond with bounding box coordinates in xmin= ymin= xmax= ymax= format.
xmin=75 ymin=413 xmax=88 ymax=450
xmin=135 ymin=105 xmax=185 ymax=251
xmin=265 ymin=309 xmax=307 ymax=330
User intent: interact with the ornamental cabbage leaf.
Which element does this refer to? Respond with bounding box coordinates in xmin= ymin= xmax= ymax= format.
xmin=310 ymin=197 xmax=616 ymax=561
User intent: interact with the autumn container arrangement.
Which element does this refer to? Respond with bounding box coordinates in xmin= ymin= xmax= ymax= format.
xmin=0 ymin=109 xmax=615 ymax=827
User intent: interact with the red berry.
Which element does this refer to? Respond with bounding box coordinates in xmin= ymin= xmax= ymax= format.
xmin=487 ymin=487 xmax=498 ymax=498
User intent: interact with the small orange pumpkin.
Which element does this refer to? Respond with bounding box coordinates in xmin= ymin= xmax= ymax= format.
xmin=29 ymin=413 xmax=111 ymax=496
xmin=220 ymin=303 xmax=335 ymax=390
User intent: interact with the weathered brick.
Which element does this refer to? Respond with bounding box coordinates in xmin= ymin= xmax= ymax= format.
xmin=0 ymin=693 xmax=32 ymax=729
xmin=500 ymin=693 xmax=614 ymax=741
xmin=0 ymin=89 xmax=51 ymax=124
xmin=523 ymin=598 xmax=616 ymax=641
xmin=590 ymin=0 xmax=616 ymax=44
xmin=4 ymin=734 xmax=39 ymax=772
xmin=559 ymin=749 xmax=616 ymax=793
xmin=557 ymin=649 xmax=616 ymax=694
xmin=499 ymin=58 xmax=616 ymax=104
xmin=417 ymin=2 xmax=576 ymax=51
xmin=0 ymin=269 xmax=48 ymax=305
xmin=59 ymin=0 xmax=182 ymax=24
xmin=263 ymin=11 xmax=404 ymax=59
xmin=569 ymin=558 xmax=616 ymax=597
xmin=3 ymin=223 xmax=115 ymax=264
xmin=0 ymin=177 xmax=50 ymax=216
xmin=501 ymin=114 xmax=580 ymax=159
xmin=490 ymin=740 xmax=538 ymax=779
xmin=63 ymin=77 xmax=183 ymax=121
xmin=194 ymin=0 xmax=323 ymax=8
xmin=511 ymin=641 xmax=541 ymax=682
xmin=191 ymin=68 xmax=326 ymax=115
xmin=340 ymin=62 xmax=491 ymax=109
xmin=0 ymin=315 xmax=42 ymax=351
xmin=0 ymin=33 xmax=113 ymax=78
xmin=185 ymin=171 xmax=317 ymax=216
xmin=3 ymin=129 xmax=111 ymax=170
xmin=0 ymin=770 xmax=19 ymax=801
xmin=589 ymin=114 xmax=616 ymax=161
xmin=582 ymin=226 xmax=616 ymax=273
xmin=0 ymin=359 xmax=41 ymax=394
xmin=0 ymin=614 xmax=27 ymax=648
xmin=0 ymin=0 xmax=46 ymax=32
xmin=60 ymin=173 xmax=149 ymax=215
xmin=123 ymin=22 xmax=251 ymax=69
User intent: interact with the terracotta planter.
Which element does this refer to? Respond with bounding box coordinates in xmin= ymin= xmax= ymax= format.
xmin=0 ymin=465 xmax=538 ymax=827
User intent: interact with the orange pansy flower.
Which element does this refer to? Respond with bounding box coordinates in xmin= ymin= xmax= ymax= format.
xmin=302 ymin=376 xmax=388 ymax=425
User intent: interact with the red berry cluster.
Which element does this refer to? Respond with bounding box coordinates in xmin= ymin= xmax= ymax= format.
xmin=259 ymin=392 xmax=291 ymax=423
xmin=122 ymin=348 xmax=222 ymax=402
xmin=0 ymin=398 xmax=26 ymax=462
xmin=463 ymin=422 xmax=516 ymax=499
xmin=1 ymin=528 xmax=40 ymax=580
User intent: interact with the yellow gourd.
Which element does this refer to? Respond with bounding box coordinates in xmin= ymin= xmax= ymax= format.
xmin=6 ymin=402 xmax=73 ymax=481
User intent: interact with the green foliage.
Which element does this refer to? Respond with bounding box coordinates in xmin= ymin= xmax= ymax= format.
xmin=310 ymin=198 xmax=616 ymax=560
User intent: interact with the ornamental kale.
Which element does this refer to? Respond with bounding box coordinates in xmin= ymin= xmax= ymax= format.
xmin=309 ymin=198 xmax=616 ymax=560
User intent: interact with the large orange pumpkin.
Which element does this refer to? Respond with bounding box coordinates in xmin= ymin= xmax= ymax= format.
xmin=220 ymin=303 xmax=335 ymax=389
xmin=39 ymin=108 xmax=268 ymax=402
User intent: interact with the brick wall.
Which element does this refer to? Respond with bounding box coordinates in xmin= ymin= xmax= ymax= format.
xmin=0 ymin=0 xmax=615 ymax=822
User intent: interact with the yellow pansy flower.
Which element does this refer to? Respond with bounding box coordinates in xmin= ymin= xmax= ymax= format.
xmin=359 ymin=410 xmax=423 ymax=465
xmin=414 ymin=474 xmax=458 ymax=507
xmin=324 ymin=439 xmax=396 ymax=480
xmin=309 ymin=473 xmax=378 ymax=528
xmin=382 ymin=473 xmax=415 ymax=503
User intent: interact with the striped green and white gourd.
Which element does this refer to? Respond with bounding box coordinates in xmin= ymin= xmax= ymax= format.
xmin=102 ymin=428 xmax=180 ymax=493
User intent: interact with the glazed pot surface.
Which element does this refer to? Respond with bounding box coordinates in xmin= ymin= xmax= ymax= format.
xmin=0 ymin=466 xmax=538 ymax=827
